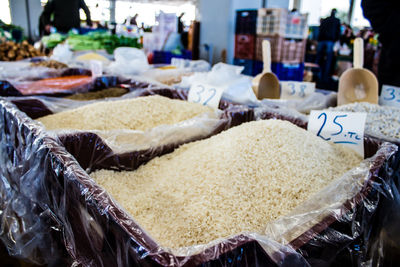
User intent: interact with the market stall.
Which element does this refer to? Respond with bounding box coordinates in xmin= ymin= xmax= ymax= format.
xmin=0 ymin=1 xmax=399 ymax=267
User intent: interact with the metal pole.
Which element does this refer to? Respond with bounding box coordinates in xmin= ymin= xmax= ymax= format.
xmin=25 ymin=0 xmax=32 ymax=41
xmin=348 ymin=0 xmax=355 ymax=24
xmin=110 ymin=0 xmax=116 ymax=24
xmin=262 ymin=0 xmax=267 ymax=8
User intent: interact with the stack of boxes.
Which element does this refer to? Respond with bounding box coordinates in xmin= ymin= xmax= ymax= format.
xmin=255 ymin=8 xmax=308 ymax=81
xmin=234 ymin=8 xmax=308 ymax=81
xmin=233 ymin=10 xmax=258 ymax=76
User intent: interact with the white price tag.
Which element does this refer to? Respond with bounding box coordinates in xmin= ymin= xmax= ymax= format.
xmin=280 ymin=82 xmax=316 ymax=100
xmin=308 ymin=111 xmax=367 ymax=156
xmin=90 ymin=60 xmax=103 ymax=78
xmin=188 ymin=83 xmax=225 ymax=109
xmin=379 ymin=85 xmax=400 ymax=107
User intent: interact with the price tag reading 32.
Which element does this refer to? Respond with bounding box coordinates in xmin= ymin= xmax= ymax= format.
xmin=308 ymin=111 xmax=367 ymax=156
xmin=188 ymin=83 xmax=225 ymax=109
xmin=379 ymin=85 xmax=400 ymax=108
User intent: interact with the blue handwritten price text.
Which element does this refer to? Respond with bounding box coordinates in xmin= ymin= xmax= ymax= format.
xmin=288 ymin=83 xmax=306 ymax=97
xmin=316 ymin=113 xmax=361 ymax=145
xmin=192 ymin=85 xmax=217 ymax=106
xmin=383 ymin=87 xmax=400 ymax=103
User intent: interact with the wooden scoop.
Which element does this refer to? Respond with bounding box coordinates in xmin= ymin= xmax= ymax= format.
xmin=252 ymin=40 xmax=280 ymax=99
xmin=338 ymin=37 xmax=378 ymax=105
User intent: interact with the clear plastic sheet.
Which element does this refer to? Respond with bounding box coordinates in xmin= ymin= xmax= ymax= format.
xmin=107 ymin=47 xmax=150 ymax=76
xmin=0 ymin=68 xmax=132 ymax=97
xmin=0 ymin=61 xmax=64 ymax=81
xmin=141 ymin=68 xmax=194 ymax=86
xmin=6 ymin=92 xmax=253 ymax=172
xmin=53 ymin=111 xmax=225 ymax=172
xmin=1 ymin=91 xmax=400 ymax=266
xmin=173 ymin=63 xmax=258 ymax=106
xmin=13 ymin=75 xmax=94 ymax=95
xmin=260 ymin=92 xmax=338 ymax=114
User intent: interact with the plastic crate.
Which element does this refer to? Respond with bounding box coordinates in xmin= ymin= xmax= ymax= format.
xmin=257 ymin=9 xmax=308 ymax=39
xmin=285 ymin=13 xmax=308 ymax=39
xmin=256 ymin=36 xmax=306 ymax=63
xmin=233 ymin=58 xmax=255 ymax=76
xmin=256 ymin=8 xmax=287 ymax=36
xmin=253 ymin=60 xmax=263 ymax=76
xmin=281 ymin=38 xmax=306 ymax=62
xmin=255 ymin=34 xmax=284 ymax=62
xmin=152 ymin=50 xmax=192 ymax=64
xmin=78 ymin=28 xmax=107 ymax=35
xmin=272 ymin=62 xmax=305 ymax=81
xmin=234 ymin=34 xmax=256 ymax=60
xmin=235 ymin=10 xmax=258 ymax=35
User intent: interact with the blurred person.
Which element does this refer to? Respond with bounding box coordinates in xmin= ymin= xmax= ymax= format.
xmin=316 ymin=9 xmax=341 ymax=83
xmin=130 ymin=14 xmax=139 ymax=26
xmin=177 ymin=12 xmax=185 ymax=34
xmin=177 ymin=13 xmax=188 ymax=49
xmin=340 ymin=23 xmax=354 ymax=46
xmin=41 ymin=0 xmax=92 ymax=34
xmin=362 ymin=0 xmax=400 ymax=88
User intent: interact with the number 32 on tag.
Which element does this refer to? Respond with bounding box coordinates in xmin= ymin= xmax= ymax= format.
xmin=308 ymin=111 xmax=367 ymax=156
xmin=188 ymin=83 xmax=225 ymax=109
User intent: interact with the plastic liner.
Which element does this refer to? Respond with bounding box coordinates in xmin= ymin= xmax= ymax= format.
xmin=0 ymin=68 xmax=130 ymax=97
xmin=260 ymin=92 xmax=338 ymax=114
xmin=0 ymin=61 xmax=63 ymax=82
xmin=56 ymin=111 xmax=226 ymax=172
xmin=127 ymin=86 xmax=290 ymax=117
xmin=0 ymin=98 xmax=399 ymax=266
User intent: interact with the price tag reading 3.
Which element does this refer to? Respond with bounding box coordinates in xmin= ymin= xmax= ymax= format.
xmin=308 ymin=111 xmax=367 ymax=156
xmin=380 ymin=85 xmax=400 ymax=108
xmin=188 ymin=83 xmax=225 ymax=109
xmin=280 ymin=82 xmax=315 ymax=100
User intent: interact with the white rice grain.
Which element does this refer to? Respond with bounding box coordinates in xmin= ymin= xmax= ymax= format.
xmin=37 ymin=95 xmax=215 ymax=131
xmin=91 ymin=120 xmax=362 ymax=249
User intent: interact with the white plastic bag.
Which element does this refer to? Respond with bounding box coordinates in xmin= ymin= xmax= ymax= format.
xmin=207 ymin=63 xmax=244 ymax=86
xmin=178 ymin=63 xmax=258 ymax=105
xmin=50 ymin=43 xmax=73 ymax=64
xmin=107 ymin=47 xmax=150 ymax=75
xmin=171 ymin=58 xmax=211 ymax=72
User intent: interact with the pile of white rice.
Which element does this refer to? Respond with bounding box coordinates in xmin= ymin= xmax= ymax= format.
xmin=329 ymin=102 xmax=400 ymax=140
xmin=91 ymin=120 xmax=362 ymax=249
xmin=37 ymin=95 xmax=215 ymax=131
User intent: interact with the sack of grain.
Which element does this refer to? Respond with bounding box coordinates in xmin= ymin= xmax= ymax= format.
xmin=34 ymin=95 xmax=226 ymax=171
xmin=128 ymin=86 xmax=309 ymax=128
xmin=0 ymin=66 xmax=132 ymax=97
xmin=86 ymin=119 xmax=398 ymax=264
xmin=91 ymin=120 xmax=364 ymax=250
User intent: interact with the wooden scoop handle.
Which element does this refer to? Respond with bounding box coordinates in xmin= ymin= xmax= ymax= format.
xmin=262 ymin=40 xmax=272 ymax=73
xmin=354 ymin=37 xmax=364 ymax=69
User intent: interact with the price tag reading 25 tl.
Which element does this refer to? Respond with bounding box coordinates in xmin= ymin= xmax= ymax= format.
xmin=308 ymin=111 xmax=367 ymax=156
xmin=188 ymin=83 xmax=225 ymax=109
